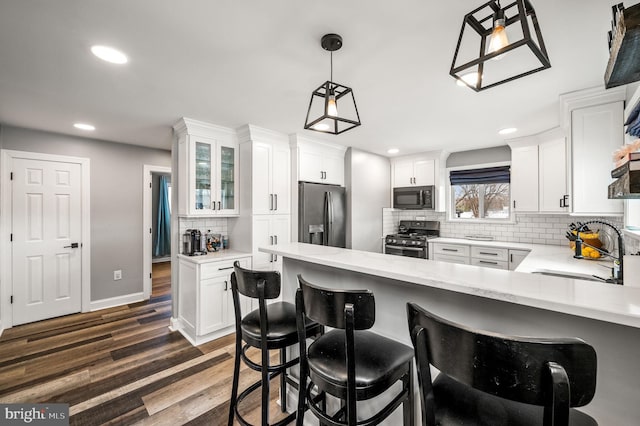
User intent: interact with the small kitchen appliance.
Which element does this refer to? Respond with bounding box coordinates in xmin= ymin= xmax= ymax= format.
xmin=385 ymin=220 xmax=440 ymax=259
xmin=183 ymin=229 xmax=206 ymax=256
xmin=393 ymin=186 xmax=435 ymax=210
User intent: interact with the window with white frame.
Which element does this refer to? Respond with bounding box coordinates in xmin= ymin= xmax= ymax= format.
xmin=449 ymin=166 xmax=511 ymax=220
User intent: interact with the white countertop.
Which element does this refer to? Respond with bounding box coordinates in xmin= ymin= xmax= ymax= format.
xmin=429 ymin=237 xmax=614 ymax=277
xmin=260 ymin=242 xmax=640 ymax=329
xmin=177 ymin=250 xmax=251 ymax=264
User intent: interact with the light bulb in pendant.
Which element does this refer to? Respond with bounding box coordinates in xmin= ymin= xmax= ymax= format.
xmin=327 ymin=93 xmax=338 ymax=117
xmin=488 ymin=12 xmax=509 ymax=57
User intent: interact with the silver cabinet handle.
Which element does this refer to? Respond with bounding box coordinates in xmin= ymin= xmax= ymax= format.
xmin=218 ymin=201 xmax=221 ymax=210
xmin=479 ymin=260 xmax=498 ymax=265
xmin=478 ymin=252 xmax=498 ymax=256
xmin=274 ymin=194 xmax=278 ymax=211
xmin=270 ymin=235 xmax=274 ymax=245
xmin=225 ymin=281 xmax=229 ymax=291
xmin=442 ymin=248 xmax=459 ymax=252
xmin=270 ymin=194 xmax=274 ymax=210
xmin=218 ymin=266 xmax=233 ymax=271
xmin=212 ymin=201 xmax=216 ymax=210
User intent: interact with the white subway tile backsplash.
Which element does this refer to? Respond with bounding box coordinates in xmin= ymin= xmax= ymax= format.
xmin=382 ymin=209 xmax=627 ymax=250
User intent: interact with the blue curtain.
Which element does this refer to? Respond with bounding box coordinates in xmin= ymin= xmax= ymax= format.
xmin=154 ymin=176 xmax=171 ymax=257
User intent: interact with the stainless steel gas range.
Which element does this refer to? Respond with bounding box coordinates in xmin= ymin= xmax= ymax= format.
xmin=384 ymin=220 xmax=440 ymax=259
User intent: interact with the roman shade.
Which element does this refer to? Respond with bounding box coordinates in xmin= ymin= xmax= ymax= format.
xmin=449 ymin=166 xmax=510 ymax=185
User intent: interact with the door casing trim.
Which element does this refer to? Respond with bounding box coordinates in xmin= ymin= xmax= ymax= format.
xmin=1 ymin=149 xmax=91 ymax=329
xmin=142 ymin=165 xmax=171 ymax=299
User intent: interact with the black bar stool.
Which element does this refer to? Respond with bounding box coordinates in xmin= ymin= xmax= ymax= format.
xmin=406 ymin=302 xmax=598 ymax=426
xmin=228 ymin=262 xmax=323 ymax=426
xmin=295 ymin=274 xmax=415 ymax=426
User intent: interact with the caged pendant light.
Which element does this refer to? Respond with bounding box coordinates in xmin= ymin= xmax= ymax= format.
xmin=304 ymin=34 xmax=361 ymax=135
xmin=450 ymin=0 xmax=551 ymax=91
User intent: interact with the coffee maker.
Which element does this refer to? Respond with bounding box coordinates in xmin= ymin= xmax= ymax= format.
xmin=182 ymin=229 xmax=205 ymax=256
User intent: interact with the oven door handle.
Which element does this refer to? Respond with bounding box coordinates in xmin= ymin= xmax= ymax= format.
xmin=385 ymin=245 xmax=424 ymax=251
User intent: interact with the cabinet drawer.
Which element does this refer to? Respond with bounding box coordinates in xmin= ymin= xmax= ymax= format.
xmin=201 ymin=257 xmax=249 ymax=279
xmin=470 ymin=258 xmax=509 ymax=270
xmin=471 ymin=246 xmax=509 ymax=262
xmin=432 ymin=254 xmax=471 ymax=265
xmin=433 ymin=243 xmax=469 ymax=257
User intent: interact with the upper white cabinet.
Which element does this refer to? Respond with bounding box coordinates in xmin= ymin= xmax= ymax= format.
xmin=292 ymin=135 xmax=346 ymax=186
xmin=237 ymin=125 xmax=290 ymax=215
xmin=510 ymin=144 xmax=539 ymax=212
xmin=539 ymin=138 xmax=568 ymax=212
xmin=392 ymin=158 xmax=435 ymax=187
xmin=509 ymin=130 xmax=568 ymax=214
xmin=174 ymin=118 xmax=239 ymax=217
xmin=560 ymin=86 xmax=625 ymax=215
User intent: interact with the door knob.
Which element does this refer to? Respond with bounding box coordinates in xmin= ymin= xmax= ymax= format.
xmin=64 ymin=243 xmax=79 ymax=248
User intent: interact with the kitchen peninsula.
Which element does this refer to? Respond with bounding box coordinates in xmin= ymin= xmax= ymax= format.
xmin=261 ymin=242 xmax=640 ymax=425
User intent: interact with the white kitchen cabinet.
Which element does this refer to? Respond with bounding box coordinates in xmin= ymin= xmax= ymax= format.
xmin=292 ymin=136 xmax=346 ymax=185
xmin=508 ymin=249 xmax=530 ymax=270
xmin=509 ymin=132 xmax=568 ymax=214
xmin=177 ymin=255 xmax=251 ymax=345
xmin=539 ymin=138 xmax=569 ymax=212
xmin=510 ymin=145 xmax=539 ymax=212
xmin=238 ymin=126 xmax=291 ymax=215
xmin=570 ymin=102 xmax=624 ymax=215
xmin=392 ymin=158 xmax=435 ymax=187
xmin=560 ymin=87 xmax=625 ymax=215
xmin=174 ymin=118 xmax=239 ymax=217
xmin=432 ymin=242 xmax=470 ymax=257
xmin=251 ymin=215 xmax=290 ymax=273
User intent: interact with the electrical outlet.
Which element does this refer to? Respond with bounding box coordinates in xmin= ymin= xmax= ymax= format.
xmin=113 ymin=270 xmax=122 ymax=280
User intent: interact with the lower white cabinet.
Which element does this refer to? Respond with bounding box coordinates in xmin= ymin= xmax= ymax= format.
xmin=252 ymin=215 xmax=290 ymax=272
xmin=470 ymin=246 xmax=509 ymax=269
xmin=509 ymin=249 xmax=530 ymax=270
xmin=431 ymin=242 xmax=530 ymax=271
xmin=177 ymin=254 xmax=251 ymax=345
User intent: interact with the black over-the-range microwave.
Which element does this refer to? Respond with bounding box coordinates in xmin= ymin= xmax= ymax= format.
xmin=393 ymin=185 xmax=435 ymax=209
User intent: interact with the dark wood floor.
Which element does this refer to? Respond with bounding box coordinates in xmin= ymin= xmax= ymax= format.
xmin=0 ymin=262 xmax=290 ymax=425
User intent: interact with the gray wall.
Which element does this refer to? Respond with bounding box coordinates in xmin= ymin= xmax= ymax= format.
xmin=345 ymin=148 xmax=390 ymax=253
xmin=0 ymin=125 xmax=171 ymax=301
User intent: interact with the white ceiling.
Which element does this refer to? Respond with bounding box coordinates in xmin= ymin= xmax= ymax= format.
xmin=0 ymin=0 xmax=630 ymax=157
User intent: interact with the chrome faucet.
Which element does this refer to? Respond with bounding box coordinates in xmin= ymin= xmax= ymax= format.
xmin=573 ymin=220 xmax=624 ymax=285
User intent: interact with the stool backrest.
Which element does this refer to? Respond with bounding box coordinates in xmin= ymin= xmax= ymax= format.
xmin=232 ymin=261 xmax=281 ymax=300
xmin=297 ymin=274 xmax=375 ymax=330
xmin=406 ymin=303 xmax=597 ymax=419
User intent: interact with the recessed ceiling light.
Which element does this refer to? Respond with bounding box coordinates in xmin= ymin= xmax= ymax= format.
xmin=387 ymin=148 xmax=399 ymax=154
xmin=90 ymin=45 xmax=128 ymax=64
xmin=498 ymin=127 xmax=517 ymax=135
xmin=74 ymin=123 xmax=95 ymax=131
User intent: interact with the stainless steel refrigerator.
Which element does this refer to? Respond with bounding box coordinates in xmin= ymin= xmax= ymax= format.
xmin=298 ymin=182 xmax=346 ymax=248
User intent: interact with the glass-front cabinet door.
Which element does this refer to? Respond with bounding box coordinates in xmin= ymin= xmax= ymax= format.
xmin=195 ymin=141 xmax=212 ymax=212
xmin=175 ymin=118 xmax=239 ymax=217
xmin=216 ymin=141 xmax=237 ymax=215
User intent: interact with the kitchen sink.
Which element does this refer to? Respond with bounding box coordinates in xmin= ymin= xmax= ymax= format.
xmin=531 ymin=270 xmax=606 ymax=283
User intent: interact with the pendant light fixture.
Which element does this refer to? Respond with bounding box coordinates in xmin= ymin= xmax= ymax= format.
xmin=304 ymin=33 xmax=361 ymax=135
xmin=450 ymin=0 xmax=551 ymax=91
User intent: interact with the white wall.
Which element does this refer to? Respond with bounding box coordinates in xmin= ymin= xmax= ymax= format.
xmin=0 ymin=125 xmax=171 ymax=301
xmin=345 ymin=148 xmax=390 ymax=253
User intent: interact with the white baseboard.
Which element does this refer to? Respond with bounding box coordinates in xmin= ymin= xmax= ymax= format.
xmin=169 ymin=317 xmax=180 ymax=331
xmin=152 ymin=257 xmax=171 ymax=263
xmin=89 ymin=292 xmax=146 ymax=311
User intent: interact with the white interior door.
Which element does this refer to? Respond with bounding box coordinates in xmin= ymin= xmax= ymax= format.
xmin=12 ymin=157 xmax=82 ymax=325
